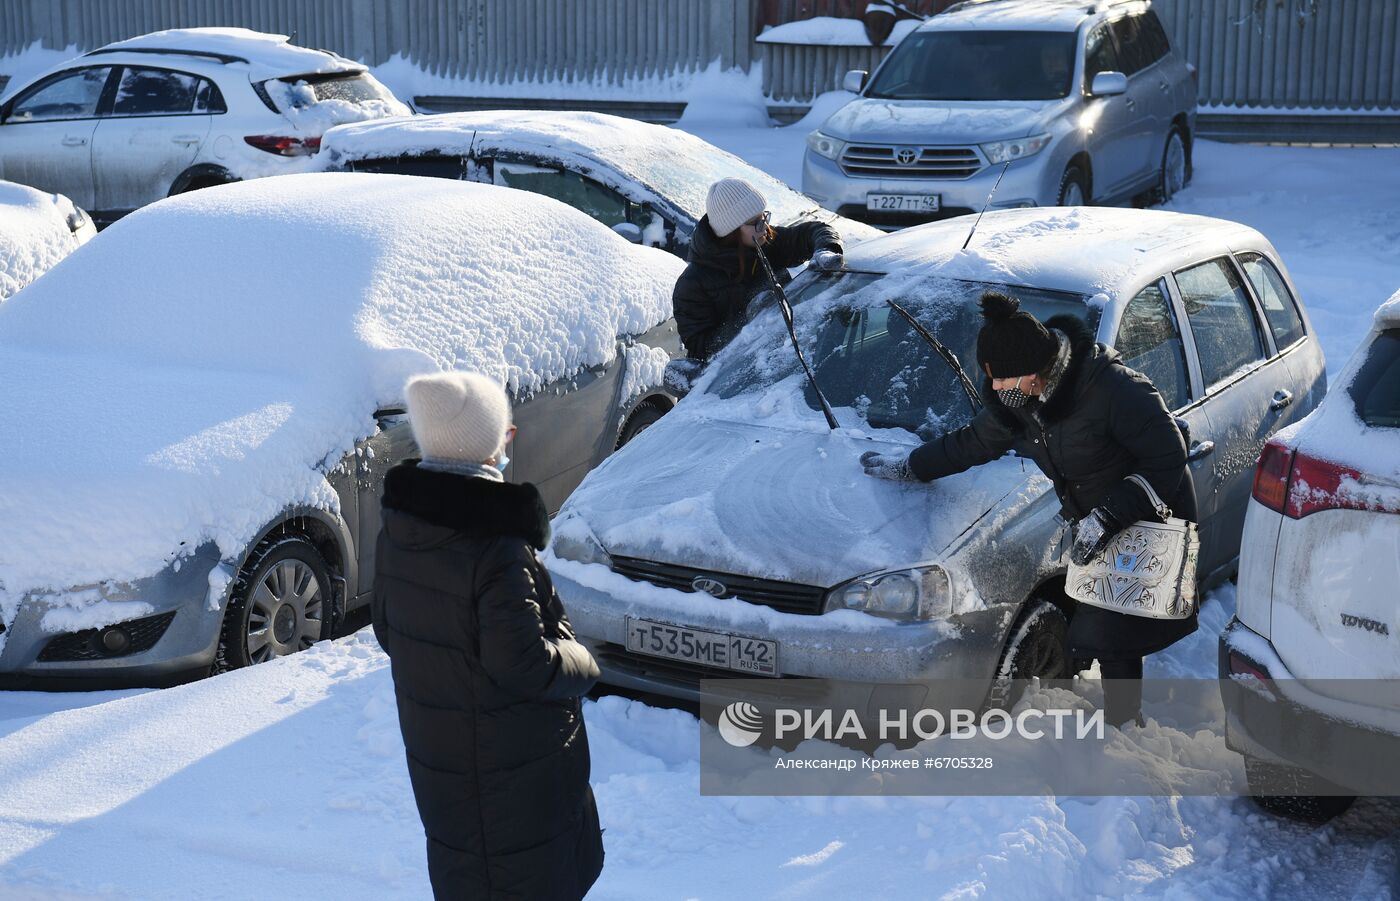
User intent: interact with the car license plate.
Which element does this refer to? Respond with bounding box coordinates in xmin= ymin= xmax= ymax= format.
xmin=867 ymin=193 xmax=940 ymax=213
xmin=625 ymin=617 xmax=780 ymax=677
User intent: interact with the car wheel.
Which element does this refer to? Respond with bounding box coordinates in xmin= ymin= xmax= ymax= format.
xmin=1057 ymin=165 xmax=1089 ymax=206
xmin=1244 ymin=756 xmax=1357 ymax=823
xmin=1156 ymin=128 xmax=1189 ymax=204
xmin=216 ymin=537 xmax=332 ymax=672
xmin=617 ymin=401 xmax=666 ymax=448
xmin=988 ymin=598 xmax=1071 ymax=709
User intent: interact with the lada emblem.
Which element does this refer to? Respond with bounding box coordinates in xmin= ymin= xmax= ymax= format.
xmin=691 ymin=576 xmax=728 ymax=598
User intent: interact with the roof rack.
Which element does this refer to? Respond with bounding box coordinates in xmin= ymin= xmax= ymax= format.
xmin=83 ymin=46 xmax=251 ymax=65
xmin=942 ymin=0 xmax=1142 ymax=14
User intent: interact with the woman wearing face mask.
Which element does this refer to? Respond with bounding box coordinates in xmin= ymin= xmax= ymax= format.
xmin=859 ymin=291 xmax=1197 ymax=727
xmin=372 ymin=371 xmax=604 ymax=900
xmin=673 ymin=177 xmax=844 ymax=361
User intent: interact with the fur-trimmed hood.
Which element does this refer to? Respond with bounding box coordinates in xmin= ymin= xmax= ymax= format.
xmin=380 ymin=460 xmax=550 ymax=550
xmin=1035 ymin=314 xmax=1117 ymax=424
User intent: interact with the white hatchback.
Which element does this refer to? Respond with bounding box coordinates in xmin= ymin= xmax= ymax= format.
xmin=0 ymin=27 xmax=407 ymax=227
xmin=1221 ymin=292 xmax=1400 ymax=821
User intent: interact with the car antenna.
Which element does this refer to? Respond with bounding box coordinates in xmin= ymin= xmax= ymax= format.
xmin=753 ymin=243 xmax=841 ymax=431
xmin=961 ymin=160 xmax=1012 ymax=251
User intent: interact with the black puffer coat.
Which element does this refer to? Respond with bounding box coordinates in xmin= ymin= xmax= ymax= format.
xmin=672 ymin=214 xmax=841 ymax=360
xmin=908 ymin=316 xmax=1197 ymax=659
xmin=372 ymin=462 xmax=604 ymax=901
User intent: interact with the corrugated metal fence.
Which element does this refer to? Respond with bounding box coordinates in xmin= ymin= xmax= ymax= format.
xmin=3 ymin=0 xmax=1398 ymax=114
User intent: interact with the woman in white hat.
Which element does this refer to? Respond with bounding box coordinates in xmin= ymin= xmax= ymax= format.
xmin=673 ymin=176 xmax=844 ymax=361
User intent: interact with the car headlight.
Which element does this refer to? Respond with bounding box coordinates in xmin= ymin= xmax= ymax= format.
xmin=979 ymin=134 xmax=1052 ymax=165
xmin=550 ymin=515 xmax=613 ymax=568
xmin=827 ymin=565 xmax=952 ymax=620
xmin=807 ymin=131 xmax=847 ymax=162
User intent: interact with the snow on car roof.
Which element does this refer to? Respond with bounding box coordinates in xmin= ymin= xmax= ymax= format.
xmin=321 ymin=110 xmax=829 ymax=226
xmin=0 ymin=181 xmax=85 ymax=301
xmin=0 ymin=173 xmax=683 ymax=608
xmin=89 ymin=28 xmax=361 ymax=80
xmin=1377 ymin=287 xmax=1400 ymax=328
xmin=843 ymin=206 xmax=1266 ymax=299
xmin=924 ymin=0 xmax=1125 ymax=33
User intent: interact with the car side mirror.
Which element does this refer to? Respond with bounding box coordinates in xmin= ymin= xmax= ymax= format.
xmin=613 ymin=222 xmax=643 ymax=243
xmin=1089 ymin=71 xmax=1128 ymax=97
xmin=664 ymin=358 xmax=704 ymax=399
xmin=842 ymin=69 xmax=868 ymax=94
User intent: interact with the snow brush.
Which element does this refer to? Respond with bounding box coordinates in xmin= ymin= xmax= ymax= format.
xmin=753 ymin=242 xmax=841 ymax=431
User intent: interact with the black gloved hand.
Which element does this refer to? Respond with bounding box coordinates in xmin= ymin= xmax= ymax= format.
xmin=1070 ymin=507 xmax=1121 ymax=565
xmin=811 ymin=249 xmax=844 ymax=271
xmin=860 ymin=450 xmax=915 ymax=481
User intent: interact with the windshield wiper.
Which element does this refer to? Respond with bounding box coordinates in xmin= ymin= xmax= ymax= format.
xmin=754 ymin=244 xmax=840 ymax=430
xmin=887 ymin=299 xmax=982 ymax=416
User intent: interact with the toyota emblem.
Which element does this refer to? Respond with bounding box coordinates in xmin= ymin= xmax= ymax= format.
xmin=691 ymin=576 xmax=728 ymax=598
xmin=895 ymin=147 xmax=919 ymax=166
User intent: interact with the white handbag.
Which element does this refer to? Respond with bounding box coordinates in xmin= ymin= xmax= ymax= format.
xmin=1065 ymin=475 xmax=1200 ymax=620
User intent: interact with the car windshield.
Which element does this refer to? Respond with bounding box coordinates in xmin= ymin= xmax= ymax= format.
xmin=1349 ymin=328 xmax=1400 ymax=428
xmin=270 ymin=72 xmax=398 ymax=109
xmin=705 ymin=270 xmax=1095 ymax=438
xmin=866 ymin=30 xmax=1077 ymax=101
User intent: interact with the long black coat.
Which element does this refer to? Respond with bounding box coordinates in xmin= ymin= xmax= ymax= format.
xmin=672 ymin=214 xmax=841 ymax=360
xmin=908 ymin=317 xmax=1197 ymax=659
xmin=372 ymin=462 xmax=604 ymax=901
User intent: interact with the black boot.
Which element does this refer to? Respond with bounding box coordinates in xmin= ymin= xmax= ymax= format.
xmin=1100 ymin=657 xmax=1144 ymax=728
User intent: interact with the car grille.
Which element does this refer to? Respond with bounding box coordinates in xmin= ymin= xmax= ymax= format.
xmin=840 ymin=144 xmax=984 ymax=178
xmin=37 ymin=610 xmax=177 ymax=662
xmin=609 ymin=556 xmax=827 ymax=616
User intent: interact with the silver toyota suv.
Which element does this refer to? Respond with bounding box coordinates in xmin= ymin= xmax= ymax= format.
xmin=802 ymin=0 xmax=1197 ymax=228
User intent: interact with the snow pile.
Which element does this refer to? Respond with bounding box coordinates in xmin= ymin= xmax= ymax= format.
xmin=758 ymin=16 xmax=921 ymax=46
xmin=0 ymin=181 xmax=87 ymax=300
xmin=0 ymin=173 xmax=682 ymax=632
xmin=95 ymin=28 xmax=358 ymax=80
xmin=676 ymin=63 xmax=770 ymax=129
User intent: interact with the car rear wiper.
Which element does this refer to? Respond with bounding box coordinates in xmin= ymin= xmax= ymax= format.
xmin=755 ymin=244 xmax=840 ymax=430
xmin=887 ymin=299 xmax=982 ymax=415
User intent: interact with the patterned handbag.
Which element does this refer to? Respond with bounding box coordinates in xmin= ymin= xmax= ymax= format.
xmin=1065 ymin=475 xmax=1200 ymax=620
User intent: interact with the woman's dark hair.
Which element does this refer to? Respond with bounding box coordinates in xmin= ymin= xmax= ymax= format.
xmin=720 ymin=223 xmax=778 ymax=281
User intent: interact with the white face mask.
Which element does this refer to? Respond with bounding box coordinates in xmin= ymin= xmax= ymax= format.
xmin=996 ymin=375 xmax=1034 ymax=408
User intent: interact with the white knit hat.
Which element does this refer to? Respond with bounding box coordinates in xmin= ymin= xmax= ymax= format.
xmin=706 ymin=177 xmax=768 ymax=238
xmin=404 ymin=371 xmax=512 ymax=465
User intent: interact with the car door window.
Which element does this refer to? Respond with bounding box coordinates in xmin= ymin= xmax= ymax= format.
xmin=1109 ymin=15 xmax=1149 ymax=76
xmin=7 ymin=67 xmax=112 ymax=122
xmin=495 ymin=162 xmax=630 ymax=228
xmin=111 ymin=67 xmax=208 ymax=116
xmin=1084 ymin=25 xmax=1121 ymax=86
xmin=1175 ymin=258 xmax=1268 ymax=390
xmin=1116 ymin=280 xmax=1191 ymax=411
xmin=1237 ymin=252 xmax=1306 ymax=351
xmin=1140 ymin=11 xmax=1172 ymax=62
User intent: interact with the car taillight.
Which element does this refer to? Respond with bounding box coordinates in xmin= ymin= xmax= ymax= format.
xmin=1227 ymin=652 xmax=1273 ymax=689
xmin=243 ymin=135 xmax=322 ymax=156
xmin=1251 ymin=439 xmax=1294 ymax=513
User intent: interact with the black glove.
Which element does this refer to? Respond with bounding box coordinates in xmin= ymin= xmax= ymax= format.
xmin=860 ymin=450 xmax=915 ymax=481
xmin=1070 ymin=507 xmax=1121 ymax=565
xmin=811 ymin=249 xmax=843 ymax=271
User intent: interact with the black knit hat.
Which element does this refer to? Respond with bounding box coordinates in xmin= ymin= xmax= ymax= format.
xmin=976 ymin=291 xmax=1058 ymax=378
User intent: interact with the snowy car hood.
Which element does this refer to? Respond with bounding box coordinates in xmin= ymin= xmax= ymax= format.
xmin=559 ymin=413 xmax=1036 ymax=589
xmin=820 ymin=98 xmax=1052 ymax=145
xmin=0 ymin=181 xmax=89 ymax=301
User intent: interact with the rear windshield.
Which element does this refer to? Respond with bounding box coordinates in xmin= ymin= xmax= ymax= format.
xmin=1349 ymin=328 xmax=1400 ymax=428
xmin=865 ymin=30 xmax=1077 ymax=101
xmin=269 ymin=72 xmax=398 ymax=110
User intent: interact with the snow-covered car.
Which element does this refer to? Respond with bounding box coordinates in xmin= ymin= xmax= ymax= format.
xmin=802 ymin=0 xmax=1197 ymax=228
xmin=0 ymin=28 xmax=408 ymax=227
xmin=319 ymin=110 xmax=882 ymax=256
xmin=0 ymin=172 xmax=683 ymax=686
xmin=546 ymin=207 xmax=1323 ymax=704
xmin=0 ymin=180 xmax=95 ymax=300
xmin=1220 ymin=293 xmax=1400 ymax=822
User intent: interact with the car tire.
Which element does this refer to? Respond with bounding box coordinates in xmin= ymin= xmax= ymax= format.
xmin=617 ymin=401 xmax=666 ymax=449
xmin=988 ymin=598 xmax=1071 ymax=709
xmin=215 ymin=536 xmax=333 ymax=672
xmin=1156 ymin=127 xmax=1189 ymax=204
xmin=1057 ymin=165 xmax=1089 ymax=207
xmin=1244 ymin=756 xmax=1357 ymax=823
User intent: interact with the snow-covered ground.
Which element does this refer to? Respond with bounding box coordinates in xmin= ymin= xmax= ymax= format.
xmin=1 ymin=115 xmax=1397 ymax=900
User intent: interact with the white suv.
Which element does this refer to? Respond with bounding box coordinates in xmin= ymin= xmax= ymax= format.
xmin=1221 ymin=294 xmax=1400 ymax=822
xmin=0 ymin=28 xmax=407 ymax=226
xmin=802 ymin=0 xmax=1197 ymax=228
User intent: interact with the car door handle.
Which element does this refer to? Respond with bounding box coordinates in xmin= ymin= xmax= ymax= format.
xmin=61 ymin=136 xmax=88 ymax=147
xmin=1159 ymin=81 xmax=1171 ymax=93
xmin=171 ymin=135 xmax=203 ymax=145
xmin=1270 ymin=389 xmax=1295 ymax=411
xmin=1188 ymin=440 xmax=1215 ymax=461
xmin=1125 ymin=98 xmax=1137 ymax=111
